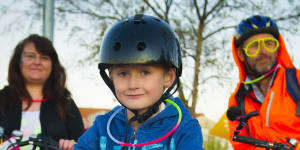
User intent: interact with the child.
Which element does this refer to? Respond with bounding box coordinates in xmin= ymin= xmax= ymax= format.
xmin=74 ymin=14 xmax=203 ymax=150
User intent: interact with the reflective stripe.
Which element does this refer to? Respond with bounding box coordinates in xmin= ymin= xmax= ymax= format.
xmin=100 ymin=136 xmax=107 ymax=150
xmin=170 ymin=138 xmax=175 ymax=150
xmin=131 ymin=140 xmax=137 ymax=150
xmin=266 ymin=92 xmax=274 ymax=126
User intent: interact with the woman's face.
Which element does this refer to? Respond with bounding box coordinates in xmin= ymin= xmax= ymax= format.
xmin=20 ymin=42 xmax=52 ymax=85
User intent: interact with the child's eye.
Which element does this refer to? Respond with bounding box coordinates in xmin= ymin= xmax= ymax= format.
xmin=118 ymin=72 xmax=127 ymax=77
xmin=141 ymin=70 xmax=150 ymax=75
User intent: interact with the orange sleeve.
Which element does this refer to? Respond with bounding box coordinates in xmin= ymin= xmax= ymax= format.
xmin=228 ymin=94 xmax=265 ymax=150
xmin=296 ymin=69 xmax=300 ymax=86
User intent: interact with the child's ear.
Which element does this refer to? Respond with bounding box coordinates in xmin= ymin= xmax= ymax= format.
xmin=164 ymin=68 xmax=176 ymax=88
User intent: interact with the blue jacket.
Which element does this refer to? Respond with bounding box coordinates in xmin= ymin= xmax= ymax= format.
xmin=74 ymin=97 xmax=203 ymax=150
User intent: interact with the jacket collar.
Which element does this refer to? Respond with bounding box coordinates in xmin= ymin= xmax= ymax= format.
xmin=111 ymin=96 xmax=184 ymax=127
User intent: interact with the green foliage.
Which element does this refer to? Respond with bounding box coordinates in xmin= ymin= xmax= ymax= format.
xmin=203 ymin=134 xmax=230 ymax=150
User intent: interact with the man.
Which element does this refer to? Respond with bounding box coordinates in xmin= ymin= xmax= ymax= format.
xmin=228 ymin=15 xmax=300 ymax=149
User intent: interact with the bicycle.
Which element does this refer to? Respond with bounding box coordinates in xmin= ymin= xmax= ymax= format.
xmin=0 ymin=126 xmax=59 ymax=150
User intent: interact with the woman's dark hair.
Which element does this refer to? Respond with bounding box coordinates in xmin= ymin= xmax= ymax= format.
xmin=3 ymin=34 xmax=70 ymax=118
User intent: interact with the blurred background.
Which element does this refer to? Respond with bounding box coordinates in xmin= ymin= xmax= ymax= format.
xmin=1 ymin=0 xmax=300 ymax=149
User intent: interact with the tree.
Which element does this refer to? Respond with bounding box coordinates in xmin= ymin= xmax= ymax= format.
xmin=1 ymin=0 xmax=300 ymax=115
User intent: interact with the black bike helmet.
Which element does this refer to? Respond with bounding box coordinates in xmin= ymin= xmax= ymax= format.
xmin=234 ymin=15 xmax=279 ymax=47
xmin=98 ymin=14 xmax=182 ymax=123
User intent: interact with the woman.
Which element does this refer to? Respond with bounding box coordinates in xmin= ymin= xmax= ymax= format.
xmin=0 ymin=34 xmax=84 ymax=150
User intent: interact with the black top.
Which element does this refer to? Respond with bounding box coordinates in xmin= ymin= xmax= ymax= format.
xmin=0 ymin=86 xmax=84 ymax=142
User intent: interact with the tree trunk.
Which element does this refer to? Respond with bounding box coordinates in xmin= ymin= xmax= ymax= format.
xmin=191 ymin=24 xmax=204 ymax=115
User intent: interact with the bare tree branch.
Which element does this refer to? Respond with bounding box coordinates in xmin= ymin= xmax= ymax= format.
xmin=203 ymin=25 xmax=235 ymax=40
xmin=106 ymin=1 xmax=123 ymax=19
xmin=205 ymin=0 xmax=224 ymax=19
xmin=142 ymin=0 xmax=164 ymax=19
xmin=193 ymin=0 xmax=202 ymax=21
xmin=199 ymin=75 xmax=233 ymax=85
xmin=57 ymin=7 xmax=120 ymax=20
xmin=201 ymin=0 xmax=208 ymax=22
xmin=7 ymin=0 xmax=300 ymax=117
xmin=153 ymin=0 xmax=164 ymax=13
xmin=275 ymin=13 xmax=300 ymax=21
xmin=164 ymin=0 xmax=173 ymax=22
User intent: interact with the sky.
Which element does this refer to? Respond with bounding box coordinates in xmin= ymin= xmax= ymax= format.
xmin=0 ymin=1 xmax=300 ymax=123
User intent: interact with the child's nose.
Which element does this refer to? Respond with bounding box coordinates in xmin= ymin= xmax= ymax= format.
xmin=128 ymin=75 xmax=139 ymax=90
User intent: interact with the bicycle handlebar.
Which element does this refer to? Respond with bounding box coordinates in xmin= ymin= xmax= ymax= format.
xmin=233 ymin=134 xmax=294 ymax=150
xmin=4 ymin=134 xmax=59 ymax=150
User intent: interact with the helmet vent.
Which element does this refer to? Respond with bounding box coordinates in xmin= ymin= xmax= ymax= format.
xmin=153 ymin=18 xmax=161 ymax=22
xmin=134 ymin=20 xmax=146 ymax=24
xmin=114 ymin=42 xmax=121 ymax=51
xmin=254 ymin=15 xmax=261 ymax=21
xmin=137 ymin=42 xmax=146 ymax=51
xmin=122 ymin=19 xmax=129 ymax=24
xmin=133 ymin=14 xmax=146 ymax=24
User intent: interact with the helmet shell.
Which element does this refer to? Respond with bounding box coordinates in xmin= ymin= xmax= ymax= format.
xmin=234 ymin=15 xmax=279 ymax=47
xmin=98 ymin=14 xmax=182 ymax=76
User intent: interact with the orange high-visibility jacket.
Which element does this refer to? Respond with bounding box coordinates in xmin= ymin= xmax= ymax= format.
xmin=228 ymin=35 xmax=300 ymax=150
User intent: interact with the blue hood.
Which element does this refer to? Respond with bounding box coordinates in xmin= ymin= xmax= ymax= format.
xmin=75 ymin=97 xmax=203 ymax=150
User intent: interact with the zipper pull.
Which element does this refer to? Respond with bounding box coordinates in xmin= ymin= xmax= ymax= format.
xmin=131 ymin=130 xmax=136 ymax=140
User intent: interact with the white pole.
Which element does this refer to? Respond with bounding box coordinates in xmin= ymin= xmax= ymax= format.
xmin=43 ymin=0 xmax=55 ymax=41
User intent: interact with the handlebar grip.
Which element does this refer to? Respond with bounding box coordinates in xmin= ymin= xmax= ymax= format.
xmin=18 ymin=140 xmax=29 ymax=146
xmin=233 ymin=135 xmax=273 ymax=148
xmin=32 ymin=141 xmax=59 ymax=150
xmin=30 ymin=135 xmax=59 ymax=150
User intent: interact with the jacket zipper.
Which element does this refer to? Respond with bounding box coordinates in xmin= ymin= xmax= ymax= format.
xmin=129 ymin=130 xmax=137 ymax=150
xmin=131 ymin=130 xmax=136 ymax=140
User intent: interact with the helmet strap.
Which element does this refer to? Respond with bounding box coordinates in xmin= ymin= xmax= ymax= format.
xmin=100 ymin=67 xmax=179 ymax=148
xmin=122 ymin=77 xmax=178 ymax=149
xmin=100 ymin=67 xmax=179 ymax=121
xmin=101 ymin=65 xmax=180 ymax=123
xmin=99 ymin=67 xmax=117 ymax=96
xmin=127 ymin=76 xmax=179 ymax=124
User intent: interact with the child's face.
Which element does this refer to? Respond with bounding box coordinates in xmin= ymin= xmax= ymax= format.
xmin=109 ymin=64 xmax=175 ymax=112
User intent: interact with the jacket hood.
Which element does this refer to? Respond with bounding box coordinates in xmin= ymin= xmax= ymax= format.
xmin=232 ymin=34 xmax=294 ymax=82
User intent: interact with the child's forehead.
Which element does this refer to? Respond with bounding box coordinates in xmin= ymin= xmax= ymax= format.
xmin=113 ymin=63 xmax=160 ymax=67
xmin=111 ymin=64 xmax=164 ymax=69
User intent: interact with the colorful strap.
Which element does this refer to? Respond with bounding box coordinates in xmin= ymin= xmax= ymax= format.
xmin=243 ymin=64 xmax=279 ymax=84
xmin=22 ymin=98 xmax=48 ymax=102
xmin=106 ymin=99 xmax=182 ymax=147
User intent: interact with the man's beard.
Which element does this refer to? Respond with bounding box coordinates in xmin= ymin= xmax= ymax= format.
xmin=245 ymin=54 xmax=277 ymax=77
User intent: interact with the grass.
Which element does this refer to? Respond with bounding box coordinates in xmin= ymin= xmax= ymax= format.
xmin=203 ymin=134 xmax=230 ymax=150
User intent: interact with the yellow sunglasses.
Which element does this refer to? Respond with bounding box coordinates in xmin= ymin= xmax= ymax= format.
xmin=243 ymin=37 xmax=279 ymax=57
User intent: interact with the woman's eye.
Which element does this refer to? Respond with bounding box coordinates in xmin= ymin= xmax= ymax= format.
xmin=41 ymin=56 xmax=50 ymax=60
xmin=26 ymin=54 xmax=35 ymax=58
